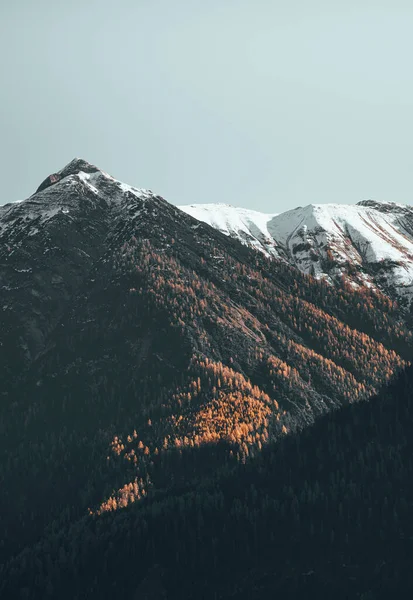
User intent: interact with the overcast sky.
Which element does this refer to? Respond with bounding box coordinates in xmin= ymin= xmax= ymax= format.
xmin=1 ymin=1 xmax=413 ymax=212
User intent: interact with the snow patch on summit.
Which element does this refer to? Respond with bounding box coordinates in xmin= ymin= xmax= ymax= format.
xmin=4 ymin=158 xmax=413 ymax=305
xmin=0 ymin=163 xmax=156 ymax=247
xmin=77 ymin=171 xmax=100 ymax=195
xmin=180 ymin=200 xmax=413 ymax=301
xmin=179 ymin=203 xmax=280 ymax=257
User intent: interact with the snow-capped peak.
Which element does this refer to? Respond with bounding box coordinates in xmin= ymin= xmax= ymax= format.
xmin=179 ymin=201 xmax=413 ymax=301
xmin=34 ymin=158 xmax=100 ymax=194
xmin=3 ymin=159 xmax=413 ymax=303
xmin=0 ymin=160 xmax=155 ymax=243
xmin=33 ymin=158 xmax=152 ymax=201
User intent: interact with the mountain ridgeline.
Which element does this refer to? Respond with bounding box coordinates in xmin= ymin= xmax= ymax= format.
xmin=1 ymin=159 xmax=413 ymax=598
xmin=181 ymin=200 xmax=413 ymax=305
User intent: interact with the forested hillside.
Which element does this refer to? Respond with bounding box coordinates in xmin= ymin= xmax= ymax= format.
xmin=2 ymin=354 xmax=413 ymax=599
xmin=1 ymin=160 xmax=413 ymax=598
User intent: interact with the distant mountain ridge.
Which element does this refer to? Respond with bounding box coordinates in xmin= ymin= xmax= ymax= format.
xmin=180 ymin=200 xmax=413 ymax=304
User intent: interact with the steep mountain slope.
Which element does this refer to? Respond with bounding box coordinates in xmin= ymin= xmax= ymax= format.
xmin=180 ymin=200 xmax=413 ymax=303
xmin=0 ymin=158 xmax=154 ymax=393
xmin=1 ymin=159 xmax=412 ymax=593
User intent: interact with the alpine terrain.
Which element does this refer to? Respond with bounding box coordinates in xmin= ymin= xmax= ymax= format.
xmin=181 ymin=200 xmax=413 ymax=304
xmin=1 ymin=159 xmax=413 ymax=599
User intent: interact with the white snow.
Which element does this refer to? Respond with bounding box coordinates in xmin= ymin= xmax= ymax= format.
xmin=180 ymin=201 xmax=413 ymax=298
xmin=0 ymin=167 xmax=155 ymax=244
xmin=117 ymin=181 xmax=153 ymax=200
xmin=77 ymin=171 xmax=100 ymax=195
xmin=179 ymin=203 xmax=280 ymax=257
xmin=268 ymin=203 xmax=413 ymax=265
xmin=3 ymin=158 xmax=413 ymax=302
xmin=180 ymin=202 xmax=413 ymax=269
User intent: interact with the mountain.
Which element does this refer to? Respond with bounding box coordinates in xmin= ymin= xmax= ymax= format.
xmin=1 ymin=159 xmax=413 ymax=598
xmin=180 ymin=200 xmax=413 ymax=305
xmin=0 ymin=158 xmax=155 ymax=392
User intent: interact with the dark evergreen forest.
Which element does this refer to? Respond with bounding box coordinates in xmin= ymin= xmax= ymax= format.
xmin=2 ymin=361 xmax=413 ymax=599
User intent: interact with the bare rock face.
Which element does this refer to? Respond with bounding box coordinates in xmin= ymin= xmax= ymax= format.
xmin=34 ymin=158 xmax=100 ymax=194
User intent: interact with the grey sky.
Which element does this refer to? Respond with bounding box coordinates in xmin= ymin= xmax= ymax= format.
xmin=1 ymin=1 xmax=413 ymax=212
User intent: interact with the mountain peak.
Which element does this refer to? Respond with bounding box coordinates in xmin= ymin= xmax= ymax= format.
xmin=59 ymin=157 xmax=100 ymax=176
xmin=34 ymin=158 xmax=101 ymax=195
